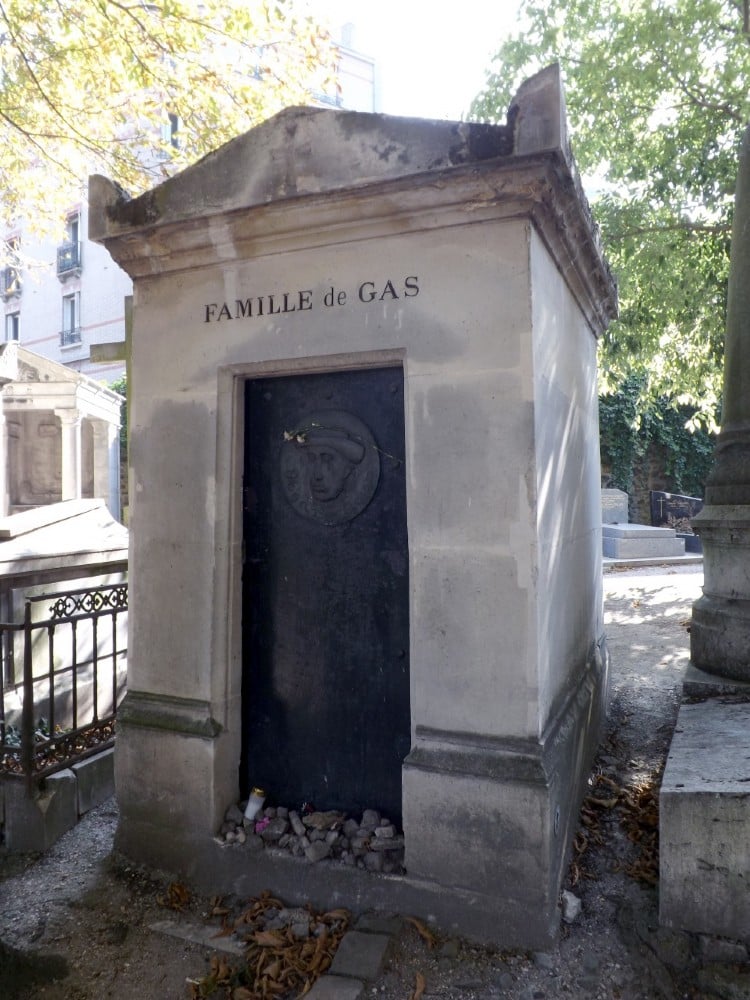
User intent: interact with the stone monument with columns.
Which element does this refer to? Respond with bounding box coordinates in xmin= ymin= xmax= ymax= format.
xmin=90 ymin=66 xmax=616 ymax=946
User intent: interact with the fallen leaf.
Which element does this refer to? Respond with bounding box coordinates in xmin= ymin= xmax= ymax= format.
xmin=410 ymin=971 xmax=427 ymax=1000
xmin=406 ymin=916 xmax=437 ymax=949
xmin=253 ymin=930 xmax=286 ymax=947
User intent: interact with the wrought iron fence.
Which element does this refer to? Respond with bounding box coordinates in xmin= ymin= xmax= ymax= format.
xmin=0 ymin=581 xmax=127 ymax=782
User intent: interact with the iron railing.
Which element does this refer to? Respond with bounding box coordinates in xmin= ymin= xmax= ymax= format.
xmin=1 ymin=266 xmax=20 ymax=298
xmin=60 ymin=326 xmax=82 ymax=347
xmin=56 ymin=240 xmax=81 ymax=275
xmin=0 ymin=581 xmax=127 ymax=782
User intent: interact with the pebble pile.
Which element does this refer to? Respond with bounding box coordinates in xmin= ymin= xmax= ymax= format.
xmin=217 ymin=804 xmax=406 ymax=874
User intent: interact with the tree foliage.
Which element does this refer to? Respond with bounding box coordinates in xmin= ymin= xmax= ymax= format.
xmin=472 ymin=0 xmax=750 ymax=429
xmin=0 ymin=0 xmax=334 ymax=237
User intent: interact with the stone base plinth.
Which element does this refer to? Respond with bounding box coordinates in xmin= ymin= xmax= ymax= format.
xmin=114 ymin=653 xmax=607 ymax=949
xmin=661 ymin=697 xmax=750 ymax=941
xmin=691 ymin=502 xmax=750 ymax=680
xmin=602 ymin=524 xmax=685 ymax=559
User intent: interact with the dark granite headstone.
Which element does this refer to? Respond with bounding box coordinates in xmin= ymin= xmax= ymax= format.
xmin=649 ymin=490 xmax=703 ymax=530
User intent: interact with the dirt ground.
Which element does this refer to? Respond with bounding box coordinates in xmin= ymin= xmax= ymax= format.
xmin=3 ymin=563 xmax=737 ymax=1000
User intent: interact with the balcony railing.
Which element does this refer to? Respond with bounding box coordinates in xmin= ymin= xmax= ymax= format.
xmin=56 ymin=240 xmax=81 ymax=276
xmin=1 ymin=266 xmax=20 ymax=298
xmin=60 ymin=326 xmax=82 ymax=347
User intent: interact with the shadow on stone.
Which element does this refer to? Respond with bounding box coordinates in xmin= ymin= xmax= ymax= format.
xmin=0 ymin=939 xmax=69 ymax=998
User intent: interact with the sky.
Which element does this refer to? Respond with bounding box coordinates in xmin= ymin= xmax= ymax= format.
xmin=305 ymin=0 xmax=523 ymax=121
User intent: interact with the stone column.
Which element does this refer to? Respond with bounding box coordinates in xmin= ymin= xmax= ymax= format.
xmin=691 ymin=123 xmax=750 ymax=680
xmin=91 ymin=419 xmax=120 ymax=520
xmin=55 ymin=409 xmax=82 ymax=502
xmin=0 ymin=342 xmax=18 ymax=516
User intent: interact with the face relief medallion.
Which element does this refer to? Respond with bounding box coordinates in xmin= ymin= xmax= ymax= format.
xmin=280 ymin=410 xmax=380 ymax=526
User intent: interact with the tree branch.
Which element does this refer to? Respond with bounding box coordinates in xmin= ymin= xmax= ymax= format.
xmin=609 ymin=221 xmax=730 ymax=240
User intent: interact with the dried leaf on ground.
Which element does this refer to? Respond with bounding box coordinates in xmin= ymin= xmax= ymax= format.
xmin=157 ymin=881 xmax=191 ymax=910
xmin=409 ymin=971 xmax=427 ymax=1000
xmin=405 ymin=916 xmax=437 ymax=949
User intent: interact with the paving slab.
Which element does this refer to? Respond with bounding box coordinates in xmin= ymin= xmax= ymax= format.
xmin=149 ymin=918 xmax=246 ymax=955
xmin=329 ymin=930 xmax=392 ymax=981
xmin=305 ymin=976 xmax=365 ymax=1000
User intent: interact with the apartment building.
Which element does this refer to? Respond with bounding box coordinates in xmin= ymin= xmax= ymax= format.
xmin=2 ymin=26 xmax=376 ymax=385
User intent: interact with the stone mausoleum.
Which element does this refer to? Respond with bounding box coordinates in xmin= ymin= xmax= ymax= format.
xmin=90 ymin=66 xmax=617 ymax=946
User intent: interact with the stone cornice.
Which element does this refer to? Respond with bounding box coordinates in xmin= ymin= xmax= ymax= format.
xmin=91 ymin=151 xmax=617 ymax=337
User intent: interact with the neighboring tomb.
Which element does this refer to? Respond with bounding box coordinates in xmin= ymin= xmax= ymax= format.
xmin=90 ymin=66 xmax=617 ymax=946
xmin=0 ymin=344 xmax=122 ymax=520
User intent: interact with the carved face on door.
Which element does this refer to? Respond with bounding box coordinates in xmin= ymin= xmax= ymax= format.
xmin=280 ymin=410 xmax=380 ymax=525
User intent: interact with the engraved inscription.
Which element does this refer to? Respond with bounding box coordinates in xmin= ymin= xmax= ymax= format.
xmin=280 ymin=410 xmax=380 ymax=526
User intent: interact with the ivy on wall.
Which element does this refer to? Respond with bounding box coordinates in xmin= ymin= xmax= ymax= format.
xmin=599 ymin=378 xmax=716 ymax=499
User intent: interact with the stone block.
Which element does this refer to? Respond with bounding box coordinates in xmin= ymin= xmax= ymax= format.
xmin=73 ymin=747 xmax=115 ymax=815
xmin=660 ymin=699 xmax=750 ymax=940
xmin=602 ymin=523 xmax=685 ymax=559
xmin=4 ymin=769 xmax=77 ymax=852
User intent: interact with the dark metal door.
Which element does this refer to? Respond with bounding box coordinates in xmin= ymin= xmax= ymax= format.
xmin=242 ymin=367 xmax=410 ymax=824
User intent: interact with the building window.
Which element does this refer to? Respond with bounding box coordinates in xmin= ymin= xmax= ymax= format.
xmin=5 ymin=312 xmax=19 ymax=342
xmin=161 ymin=112 xmax=180 ymax=149
xmin=57 ymin=213 xmax=82 ymax=278
xmin=60 ymin=292 xmax=81 ymax=346
xmin=1 ymin=237 xmax=21 ymax=299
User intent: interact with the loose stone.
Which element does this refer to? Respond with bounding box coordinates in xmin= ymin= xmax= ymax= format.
xmin=561 ymin=889 xmax=582 ymax=924
xmin=289 ymin=811 xmax=306 ymax=836
xmin=305 ymin=841 xmax=331 ymax=863
xmin=343 ymin=818 xmax=360 ymax=838
xmin=303 ymin=810 xmax=344 ymax=831
xmin=219 ymin=798 xmax=405 ymax=874
xmin=360 ymin=809 xmax=381 ymax=830
xmin=244 ymin=833 xmax=264 ymax=852
xmin=225 ymin=803 xmax=244 ymax=825
xmin=260 ymin=817 xmax=290 ymax=842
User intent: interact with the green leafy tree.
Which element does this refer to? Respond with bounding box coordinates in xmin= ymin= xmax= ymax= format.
xmin=0 ymin=0 xmax=335 ymax=236
xmin=472 ymin=0 xmax=750 ymax=431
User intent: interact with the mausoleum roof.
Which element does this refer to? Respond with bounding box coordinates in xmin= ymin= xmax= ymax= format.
xmin=89 ymin=64 xmax=617 ymax=333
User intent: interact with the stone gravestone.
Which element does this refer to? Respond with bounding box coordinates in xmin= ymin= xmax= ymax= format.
xmin=90 ymin=65 xmax=617 ymax=947
xmin=601 ymin=487 xmax=628 ymax=524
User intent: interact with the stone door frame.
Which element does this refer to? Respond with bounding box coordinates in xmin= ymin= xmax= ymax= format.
xmin=212 ymin=348 xmax=409 ymax=789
